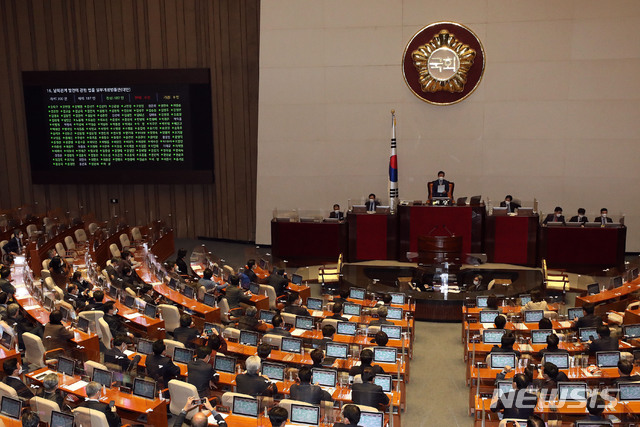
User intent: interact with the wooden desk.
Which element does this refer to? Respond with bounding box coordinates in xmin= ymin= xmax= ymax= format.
xmin=271 ymin=220 xmax=348 ymax=267
xmin=107 ymin=296 xmax=166 ymax=340
xmin=485 ymin=214 xmax=538 ymax=266
xmin=577 ymin=279 xmax=640 ymax=319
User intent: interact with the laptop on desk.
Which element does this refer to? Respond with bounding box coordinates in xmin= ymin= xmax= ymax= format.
xmin=262 ymin=362 xmax=285 ymax=382
xmin=232 ymin=395 xmax=258 ymax=417
xmin=359 ymin=411 xmax=384 ymax=427
xmin=290 ymin=404 xmax=320 ymax=426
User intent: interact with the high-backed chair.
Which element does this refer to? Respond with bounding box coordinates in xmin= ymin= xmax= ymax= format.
xmin=0 ymin=241 xmax=7 ymax=256
xmin=119 ymin=233 xmax=135 ymax=252
xmin=321 ymin=318 xmax=339 ymax=330
xmin=31 ymin=396 xmax=60 ymax=423
xmin=0 ymin=382 xmax=18 ymax=400
xmin=64 ymin=235 xmax=76 ymax=251
xmin=26 ymin=224 xmax=38 ymax=237
xmin=42 ymin=259 xmax=51 ymax=270
xmin=52 ymin=286 xmax=65 ymax=300
xmin=109 ymin=243 xmax=121 ymax=259
xmin=223 ymin=265 xmax=235 ymax=277
xmin=318 ymin=253 xmax=343 ymax=286
xmin=23 ymin=332 xmax=63 ymax=370
xmin=168 ymin=380 xmax=199 ymax=418
xmin=88 ymin=223 xmax=99 ymax=235
xmin=355 ymin=404 xmax=380 ymax=413
xmin=44 ymin=277 xmax=56 ymax=291
xmin=131 ymin=227 xmax=143 ymax=242
xmin=164 ymin=339 xmax=185 ymax=358
xmin=55 ymin=242 xmax=66 ymax=257
xmin=97 ymin=317 xmax=113 ymax=349
xmin=74 ymin=228 xmax=88 ymax=243
xmin=259 ymin=284 xmax=278 ymax=310
xmin=79 ymin=311 xmax=104 ymax=338
xmin=218 ymin=298 xmax=231 ymax=324
xmin=125 ymin=287 xmax=137 ymax=297
xmin=542 ymin=259 xmax=569 ymax=294
xmin=40 ymin=269 xmax=51 ymax=280
xmin=73 ymin=407 xmax=109 ymax=427
xmin=222 ymin=327 xmax=240 ymax=341
xmin=261 ymin=334 xmax=283 ymax=349
xmin=281 ymin=313 xmax=297 ymax=328
xmin=221 ymin=392 xmax=255 ymax=409
xmin=84 ymin=360 xmax=108 ymax=377
xmin=158 ymin=304 xmax=180 ymax=333
xmin=427 ymin=181 xmax=455 ymax=201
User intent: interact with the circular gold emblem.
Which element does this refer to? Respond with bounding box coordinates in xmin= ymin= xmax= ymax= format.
xmin=403 ymin=22 xmax=485 ymax=105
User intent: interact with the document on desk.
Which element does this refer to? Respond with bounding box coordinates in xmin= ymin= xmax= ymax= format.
xmin=66 ymin=380 xmax=89 ymax=391
xmin=123 ymin=313 xmax=142 ymax=320
xmin=518 ymin=344 xmax=533 ymax=353
xmin=312 ymin=310 xmax=324 ymax=317
xmin=514 ymin=323 xmax=529 ymax=330
xmin=123 ymin=350 xmax=135 ymax=356
xmin=559 ymin=321 xmax=572 ymax=328
xmin=291 ymin=329 xmax=306 ymax=337
xmin=192 ymin=265 xmax=203 ymax=271
xmin=481 ymin=323 xmax=493 ymax=329
xmin=33 ymin=370 xmax=56 ymax=381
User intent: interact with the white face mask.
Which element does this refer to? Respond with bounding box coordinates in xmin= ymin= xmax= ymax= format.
xmin=114 ymin=309 xmax=118 ymax=315
xmin=369 ymin=198 xmax=375 ymax=202
xmin=334 ymin=209 xmax=340 ymax=213
xmin=602 ymin=213 xmax=607 ymax=217
xmin=438 ymin=177 xmax=444 ymax=181
xmin=473 ymin=280 xmax=479 ymax=285
xmin=556 ymin=213 xmax=562 ymax=217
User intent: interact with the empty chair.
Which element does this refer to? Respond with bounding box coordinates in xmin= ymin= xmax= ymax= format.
xmin=73 ymin=407 xmax=109 ymax=427
xmin=223 ymin=265 xmax=235 ymax=277
xmin=221 ymin=392 xmax=255 ymax=408
xmin=40 ymin=269 xmax=51 ymax=280
xmin=84 ymin=361 xmax=108 ymax=377
xmin=168 ymin=380 xmax=199 ymax=418
xmin=97 ymin=317 xmax=113 ymax=349
xmin=42 ymin=259 xmax=51 ymax=270
xmin=259 ymin=284 xmax=278 ymax=310
xmin=30 ymin=396 xmax=60 ymax=423
xmin=218 ymin=298 xmax=231 ymax=324
xmin=52 ymin=286 xmax=65 ymax=300
xmin=78 ymin=311 xmax=104 ymax=338
xmin=64 ymin=236 xmax=76 ymax=251
xmin=158 ymin=304 xmax=180 ymax=333
xmin=74 ymin=228 xmax=88 ymax=243
xmin=0 ymin=241 xmax=8 ymax=256
xmin=222 ymin=327 xmax=240 ymax=341
xmin=278 ymin=398 xmax=313 ymax=415
xmin=131 ymin=227 xmax=143 ymax=241
xmin=163 ymin=339 xmax=185 ymax=357
xmin=44 ymin=277 xmax=56 ymax=291
xmin=261 ymin=334 xmax=283 ymax=349
xmin=23 ymin=332 xmax=62 ymax=370
xmin=318 ymin=253 xmax=343 ymax=286
xmin=109 ymin=243 xmax=121 ymax=258
xmin=281 ymin=313 xmax=297 ymax=328
xmin=26 ymin=224 xmax=38 ymax=237
xmin=119 ymin=233 xmax=135 ymax=252
xmin=88 ymin=223 xmax=99 ymax=235
xmin=125 ymin=288 xmax=136 ymax=297
xmin=55 ymin=242 xmax=66 ymax=257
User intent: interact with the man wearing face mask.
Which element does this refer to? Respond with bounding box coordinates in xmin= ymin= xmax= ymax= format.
xmin=365 ymin=194 xmax=380 ymax=212
xmin=499 ymin=195 xmax=521 ymax=213
xmin=3 ymin=358 xmax=33 ymax=399
xmin=428 ymin=171 xmax=452 ymax=201
xmin=2 ymin=229 xmax=24 ymax=256
xmin=102 ymin=301 xmax=132 ymax=338
xmin=543 ymin=206 xmax=565 ymax=225
xmin=595 ymin=208 xmax=613 ymax=225
xmin=329 ymin=204 xmax=344 ymax=220
xmin=569 ymin=208 xmax=589 ymax=224
xmin=470 ymin=274 xmax=485 ymax=291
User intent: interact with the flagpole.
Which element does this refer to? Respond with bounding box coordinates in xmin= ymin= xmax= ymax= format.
xmin=389 ymin=109 xmax=398 ymax=213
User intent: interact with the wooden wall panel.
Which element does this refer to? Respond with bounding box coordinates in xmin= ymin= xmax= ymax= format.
xmin=0 ymin=0 xmax=259 ymax=241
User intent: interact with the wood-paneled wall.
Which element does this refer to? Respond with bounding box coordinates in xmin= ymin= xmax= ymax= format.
xmin=0 ymin=0 xmax=259 ymax=241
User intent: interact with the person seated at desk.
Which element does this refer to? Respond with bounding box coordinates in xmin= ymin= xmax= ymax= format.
xmin=328 ymin=303 xmax=349 ymax=321
xmin=105 ymin=258 xmax=124 ymax=289
xmin=173 ymin=397 xmax=227 ymax=427
xmin=206 ymin=333 xmax=228 ymax=357
xmin=500 ymin=195 xmax=521 ymax=213
xmin=538 ymin=317 xmax=553 ymax=330
xmin=595 ymin=208 xmax=613 ymax=225
xmin=85 ymin=289 xmax=106 ymax=312
xmin=224 ymin=275 xmax=251 ymax=313
xmin=494 ymin=314 xmax=507 ymax=329
xmin=244 ymin=259 xmax=259 ymax=284
xmin=490 ymin=332 xmax=521 ymax=358
xmin=21 ymin=411 xmax=39 ymax=427
xmin=486 ymin=294 xmax=501 ymax=310
xmin=139 ymin=284 xmax=160 ymax=305
xmin=236 ymin=355 xmax=277 ymax=396
xmin=572 ymin=302 xmax=602 ymax=330
xmin=352 ymin=368 xmax=390 ymax=411
xmin=2 ymin=229 xmax=23 ymax=257
xmin=537 ymin=334 xmax=568 ymax=360
xmin=428 ymin=170 xmax=452 ymax=200
xmin=102 ymin=302 xmax=132 ymax=338
xmin=268 ymin=406 xmax=288 ymax=427
xmin=330 ymin=204 xmax=345 ymax=220
xmin=175 ymin=248 xmax=191 ymax=277
xmin=104 ymin=335 xmax=135 ymax=372
xmin=523 ymin=290 xmax=549 ymax=311
xmin=588 ymin=325 xmax=618 ymax=354
xmin=543 ymin=206 xmax=565 ymax=225
xmin=268 ymin=314 xmax=291 ymax=337
xmin=49 ymin=255 xmax=70 ymax=289
xmin=370 ymin=306 xmax=393 ymax=326
xmin=535 ymin=362 xmax=568 ymax=397
xmin=257 ymin=343 xmax=272 ymax=360
xmin=199 ymin=268 xmax=226 ymax=294
xmin=349 ymin=348 xmax=385 ymax=377
xmin=490 ymin=373 xmax=537 ymax=420
xmin=173 ymin=314 xmax=200 ymax=348
xmin=0 ymin=267 xmax=15 ymax=297
xmin=145 ymin=339 xmax=181 ymax=388
xmin=3 ymin=358 xmax=33 ymax=399
xmin=365 ymin=194 xmax=380 ymax=212
xmin=121 ymin=265 xmax=143 ymax=293
xmin=310 ymin=348 xmax=325 ymax=368
xmin=333 ymin=289 xmax=350 ymax=306
xmin=313 ymin=324 xmax=335 ymax=349
xmin=575 ymin=395 xmax=611 ymax=425
xmin=614 ymin=359 xmax=640 ymax=388
xmin=334 ymin=404 xmax=361 ymax=427
xmin=38 ymin=372 xmax=67 ymax=412
xmin=43 ymin=309 xmax=75 ymax=354
xmin=372 ymin=330 xmax=389 ymax=347
xmin=267 ymin=268 xmax=289 ymax=296
xmin=80 ymin=381 xmax=121 ymax=427
xmin=6 ymin=303 xmax=41 ymax=350
xmin=469 ymin=275 xmax=485 ymax=291
xmin=235 ymin=306 xmax=261 ymax=332
xmin=569 ymin=208 xmax=589 ymax=224
xmin=283 ymin=293 xmax=311 ymax=317
xmin=187 ymin=346 xmax=219 ymax=398
xmin=290 ymin=366 xmax=333 ymax=405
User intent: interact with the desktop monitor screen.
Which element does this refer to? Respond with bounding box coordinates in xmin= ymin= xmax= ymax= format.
xmin=182 ymin=285 xmax=195 ymax=299
xmin=558 ymin=382 xmax=587 ymax=401
xmin=261 ymin=362 xmax=285 ymax=382
xmin=173 ymin=347 xmax=194 ymax=364
xmin=380 ymin=324 xmax=402 ymax=340
xmin=568 ymin=307 xmax=584 ymax=320
xmin=496 ymin=380 xmax=512 ymax=395
xmin=232 ymin=396 xmax=258 ymax=417
xmin=108 ymin=285 xmax=118 ymax=299
xmin=295 ymin=316 xmax=314 ymax=331
xmin=168 ymin=279 xmax=177 ymax=290
xmin=479 ymin=310 xmax=500 ymax=324
xmin=0 ymin=396 xmax=21 ymax=420
xmin=336 ymin=322 xmax=357 ymax=336
xmin=612 ymin=276 xmax=624 ymax=288
xmin=259 ymin=310 xmax=275 ymax=323
xmin=359 ymin=411 xmax=384 ymax=427
xmin=77 ymin=317 xmax=89 ymax=333
xmin=214 ymin=355 xmax=236 ymax=373
xmin=387 ymin=307 xmax=403 ymax=320
xmin=373 ymin=374 xmax=392 ymax=393
xmin=531 ymin=329 xmax=553 ymax=344
xmin=290 ymin=404 xmax=320 ymax=426
xmin=59 ymin=305 xmax=70 ymax=322
xmin=325 ymin=343 xmax=348 ymax=359
xmin=623 ymin=324 xmax=640 ymax=338
xmin=311 ymin=368 xmax=337 ymax=387
xmin=57 ymin=356 xmax=75 ymax=376
xmin=291 ymin=274 xmax=303 ymax=285
xmin=390 ymin=293 xmax=406 ymax=305
xmin=144 ymin=303 xmax=157 ymax=319
xmin=523 ymin=310 xmax=544 ymax=323
xmin=0 ymin=332 xmax=12 ymax=350
xmin=92 ymin=368 xmax=113 ymax=387
xmin=281 ymin=337 xmax=302 ymax=354
xmin=483 ymin=329 xmax=506 ymax=344
xmin=491 ymin=353 xmax=516 ymax=369
xmin=587 ymin=283 xmax=600 ymax=295
xmin=137 ymin=339 xmax=154 ymax=355
xmin=343 ymin=303 xmax=361 ymax=316
xmin=544 ymin=353 xmax=569 ymax=369
xmin=124 ymin=294 xmax=135 ymax=308
xmin=306 ymin=297 xmax=323 ymax=311
xmin=249 ymin=283 xmax=260 ymax=295
xmin=133 ymin=377 xmax=156 ymax=399
xmin=239 ymin=330 xmax=259 ymax=347
xmin=579 ymin=328 xmax=598 ymax=342
xmin=203 ymin=293 xmax=216 ymax=307
xmin=373 ymin=347 xmax=397 ymax=364
xmin=519 ymin=295 xmax=532 ymax=305
xmin=50 ymin=410 xmax=74 ymax=427
xmin=619 ymin=382 xmax=640 ymax=401
xmin=349 ymin=288 xmax=366 ymax=300
xmin=596 ymin=351 xmax=620 ymax=367
xmin=476 ymin=296 xmax=488 ymax=308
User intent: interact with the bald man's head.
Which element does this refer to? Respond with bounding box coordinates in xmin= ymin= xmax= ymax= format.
xmin=192 ymin=412 xmax=208 ymax=427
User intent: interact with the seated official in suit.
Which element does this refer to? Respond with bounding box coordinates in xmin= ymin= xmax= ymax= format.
xmin=3 ymin=358 xmax=33 ymax=399
xmin=494 ymin=314 xmax=507 ymax=330
xmin=290 ymin=367 xmax=332 ymax=404
xmin=428 ymin=170 xmax=451 ymax=200
xmin=283 ymin=293 xmax=311 ymax=317
xmin=257 ymin=343 xmax=272 ymax=360
xmin=80 ymin=381 xmax=121 ymax=427
xmin=500 ymin=195 xmax=521 ymax=213
xmin=370 ymin=306 xmax=393 ymax=326
xmin=349 ymin=349 xmax=385 ymax=377
xmin=267 ymin=269 xmax=289 ymax=296
xmin=145 ymin=339 xmax=181 ymax=387
xmin=535 ymin=362 xmax=568 ymax=396
xmin=2 ymin=230 xmax=23 ymax=256
xmin=569 ymin=208 xmax=589 ymax=223
xmin=333 ymin=289 xmax=349 ymax=306
xmin=173 ymin=314 xmax=200 ymax=348
xmin=199 ymin=268 xmax=226 ymax=294
xmin=313 ymin=324 xmax=335 ymax=349
xmin=269 ymin=314 xmax=291 ymax=337
xmin=334 ymin=404 xmax=361 ymax=427
xmin=572 ymin=302 xmax=602 ymax=330
xmin=372 ymin=330 xmax=389 ymax=347
xmin=65 ymin=283 xmax=89 ymax=311
xmin=351 ymin=367 xmax=389 ymax=410
xmin=21 ymin=412 xmax=39 ymax=427
xmin=537 ymin=333 xmax=569 ymax=360
xmin=235 ymin=356 xmax=277 ymax=396
xmin=538 ymin=317 xmax=553 ymax=330
xmin=469 ymin=274 xmax=486 ymax=291
xmin=329 ymin=302 xmax=349 ymax=321
xmin=224 ymin=275 xmax=251 ymax=312
xmin=85 ymin=289 xmax=106 ymax=312
xmin=490 ymin=373 xmax=537 ymax=420
xmin=39 ymin=373 xmax=66 ymax=412
xmin=490 ymin=332 xmax=521 ymax=358
xmin=614 ymin=359 xmax=640 ymax=388
xmin=595 ymin=207 xmax=614 ymax=224
xmin=235 ymin=305 xmax=261 ymax=331
xmin=268 ymin=406 xmax=288 ymax=427
xmin=588 ymin=325 xmax=618 ymax=354
xmin=330 ymin=204 xmax=345 ymax=220
xmin=102 ymin=302 xmax=132 ymax=338
xmin=70 ymin=271 xmax=91 ymax=293
xmin=0 ymin=267 xmax=15 ymax=296
xmin=43 ymin=310 xmax=75 ymax=354
xmin=104 ymin=335 xmax=134 ymax=372
xmin=187 ymin=346 xmax=219 ymax=398
xmin=310 ymin=348 xmax=325 ymax=368
xmin=543 ymin=206 xmax=565 ymax=224
xmin=575 ymin=395 xmax=611 ymax=425
xmin=365 ymin=193 xmax=380 ymax=212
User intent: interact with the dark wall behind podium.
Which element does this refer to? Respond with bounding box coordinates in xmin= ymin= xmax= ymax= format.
xmin=0 ymin=0 xmax=259 ymax=241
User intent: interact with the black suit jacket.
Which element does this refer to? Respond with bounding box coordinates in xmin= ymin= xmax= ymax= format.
xmin=104 ymin=313 xmax=128 ymax=337
xmin=267 ymin=274 xmax=288 ymax=296
xmin=569 ymin=215 xmax=589 ymax=223
xmin=589 ymin=336 xmax=619 ymax=355
xmin=499 ymin=201 xmax=521 ymax=213
xmin=290 ymin=383 xmax=332 ymax=404
xmin=491 ymin=390 xmax=536 ymax=420
xmin=351 ymin=382 xmax=389 ymax=409
xmin=348 ymin=363 xmax=385 ymax=377
xmin=187 ymin=359 xmax=217 ymax=397
xmin=543 ymin=214 xmax=565 ymax=224
xmin=145 ymin=354 xmax=180 ymax=387
xmin=2 ymin=237 xmax=22 ymax=254
xmin=80 ymin=400 xmax=121 ymax=427
xmin=595 ymin=216 xmax=613 ymax=224
xmin=329 ymin=211 xmax=344 ymax=220
xmin=173 ymin=326 xmax=200 ymax=348
xmin=573 ymin=313 xmax=603 ymax=330
xmin=430 ymin=179 xmax=450 ymax=198
xmin=104 ymin=347 xmax=131 ymax=371
xmin=225 ymin=286 xmax=250 ymax=310
xmin=4 ymin=376 xmax=34 ymax=399
xmin=365 ymin=200 xmax=380 ymax=211
xmin=283 ymin=305 xmax=311 ymax=317
xmin=235 ymin=373 xmax=274 ymax=396
xmin=268 ymin=327 xmax=291 ymax=337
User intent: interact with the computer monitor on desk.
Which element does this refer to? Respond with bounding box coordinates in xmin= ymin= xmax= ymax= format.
xmin=375 ymin=206 xmax=390 ymax=214
xmin=352 ymin=205 xmax=367 ymax=214
xmin=492 ymin=207 xmax=508 ymax=216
